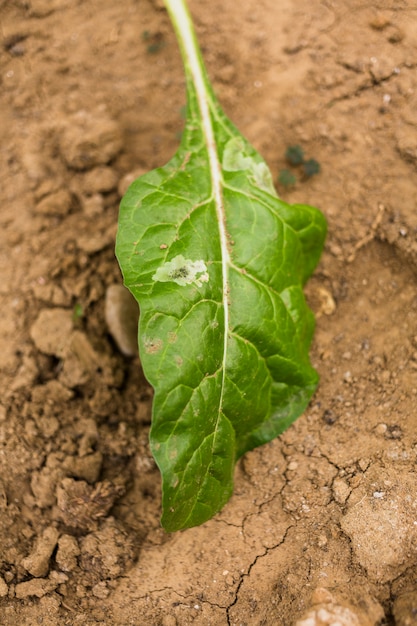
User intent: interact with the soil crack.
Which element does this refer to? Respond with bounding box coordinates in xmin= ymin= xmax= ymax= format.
xmin=225 ymin=524 xmax=295 ymax=625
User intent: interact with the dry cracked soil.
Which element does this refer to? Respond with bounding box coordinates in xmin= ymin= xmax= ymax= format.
xmin=1 ymin=0 xmax=417 ymax=624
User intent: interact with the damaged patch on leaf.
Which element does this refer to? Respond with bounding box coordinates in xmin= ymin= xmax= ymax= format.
xmin=152 ymin=255 xmax=209 ymax=288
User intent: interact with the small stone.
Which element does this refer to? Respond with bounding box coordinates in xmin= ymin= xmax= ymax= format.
xmin=295 ymin=588 xmax=384 ymax=626
xmin=30 ymin=308 xmax=73 ymax=358
xmin=375 ymin=423 xmax=387 ymax=436
xmin=316 ymin=286 xmax=336 ymax=316
xmin=105 ymin=284 xmax=139 ymax=357
xmin=22 ymin=526 xmax=60 ymax=577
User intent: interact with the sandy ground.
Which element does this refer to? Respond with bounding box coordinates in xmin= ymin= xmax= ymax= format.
xmin=1 ymin=0 xmax=417 ymax=624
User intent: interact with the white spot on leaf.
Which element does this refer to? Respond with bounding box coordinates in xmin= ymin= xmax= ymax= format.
xmin=153 ymin=255 xmax=209 ymax=288
xmin=222 ymin=137 xmax=277 ymax=196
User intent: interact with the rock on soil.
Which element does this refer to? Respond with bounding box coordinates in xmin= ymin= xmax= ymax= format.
xmin=340 ymin=465 xmax=417 ymax=583
xmin=294 ymin=588 xmax=384 ymax=626
xmin=30 ymin=308 xmax=73 ymax=358
xmin=105 ymin=284 xmax=139 ymax=357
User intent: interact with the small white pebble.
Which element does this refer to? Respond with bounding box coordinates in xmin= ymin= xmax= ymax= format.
xmin=373 ymin=491 xmax=385 ymax=499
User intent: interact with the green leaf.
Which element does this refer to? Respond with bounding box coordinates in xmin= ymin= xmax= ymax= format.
xmin=285 ymin=145 xmax=305 ymax=166
xmin=303 ymin=158 xmax=321 ymax=178
xmin=278 ymin=169 xmax=297 ymax=188
xmin=116 ymin=0 xmax=327 ymax=531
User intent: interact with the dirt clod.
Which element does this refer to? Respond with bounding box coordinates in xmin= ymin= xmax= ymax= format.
xmin=341 ymin=466 xmax=417 ymax=583
xmin=55 ymin=479 xmax=122 ymax=532
xmin=30 ymin=308 xmax=73 ymax=358
xmin=59 ymin=110 xmax=123 ymax=171
xmin=21 ymin=526 xmax=60 ymax=578
xmin=55 ymin=535 xmax=80 ymax=573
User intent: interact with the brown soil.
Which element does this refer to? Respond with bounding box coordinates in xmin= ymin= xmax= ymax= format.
xmin=1 ymin=0 xmax=417 ymax=624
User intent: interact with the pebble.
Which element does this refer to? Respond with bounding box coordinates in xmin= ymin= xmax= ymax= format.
xmin=375 ymin=423 xmax=387 ymax=436
xmin=105 ymin=284 xmax=139 ymax=356
xmin=30 ymin=308 xmax=73 ymax=358
xmin=294 ymin=588 xmax=384 ymax=626
xmin=316 ymin=286 xmax=337 ymax=316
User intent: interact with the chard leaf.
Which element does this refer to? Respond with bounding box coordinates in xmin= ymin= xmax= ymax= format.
xmin=116 ymin=0 xmax=327 ymax=531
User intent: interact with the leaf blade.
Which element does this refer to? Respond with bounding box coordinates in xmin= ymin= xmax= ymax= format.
xmin=116 ymin=0 xmax=327 ymax=531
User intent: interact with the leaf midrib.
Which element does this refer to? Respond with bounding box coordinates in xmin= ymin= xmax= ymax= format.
xmin=165 ymin=0 xmax=231 ymax=422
